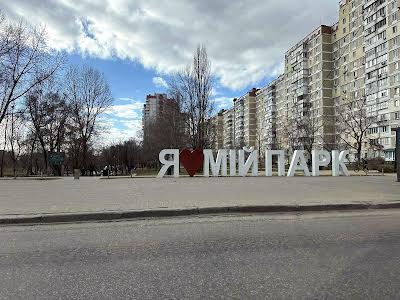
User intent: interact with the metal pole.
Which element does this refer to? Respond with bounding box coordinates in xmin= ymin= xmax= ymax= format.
xmin=396 ymin=128 xmax=400 ymax=182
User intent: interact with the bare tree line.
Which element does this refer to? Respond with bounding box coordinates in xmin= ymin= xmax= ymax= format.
xmin=0 ymin=12 xmax=217 ymax=176
xmin=276 ymin=94 xmax=384 ymax=169
xmin=0 ymin=13 xmax=114 ymax=176
xmin=167 ymin=45 xmax=215 ymax=149
xmin=141 ymin=44 xmax=216 ymax=166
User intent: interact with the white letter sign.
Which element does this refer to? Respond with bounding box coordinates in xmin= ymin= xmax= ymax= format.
xmin=265 ymin=150 xmax=285 ymax=177
xmin=157 ymin=149 xmax=179 ymax=178
xmin=312 ymin=150 xmax=331 ymax=177
xmin=238 ymin=149 xmax=258 ymax=177
xmin=287 ymin=150 xmax=310 ymax=177
xmin=203 ymin=150 xmax=228 ymax=177
xmin=332 ymin=150 xmax=350 ymax=177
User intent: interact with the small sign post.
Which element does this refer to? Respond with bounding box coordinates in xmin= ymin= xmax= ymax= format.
xmin=49 ymin=152 xmax=65 ymax=177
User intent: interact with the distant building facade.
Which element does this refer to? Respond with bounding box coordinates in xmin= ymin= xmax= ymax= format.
xmin=142 ymin=93 xmax=173 ymax=129
xmin=208 ymin=0 xmax=399 ymax=163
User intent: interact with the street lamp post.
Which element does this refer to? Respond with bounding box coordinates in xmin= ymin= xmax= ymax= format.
xmin=393 ymin=127 xmax=400 ymax=182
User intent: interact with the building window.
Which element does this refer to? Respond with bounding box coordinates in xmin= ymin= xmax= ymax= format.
xmin=393 ymin=26 xmax=397 ymax=34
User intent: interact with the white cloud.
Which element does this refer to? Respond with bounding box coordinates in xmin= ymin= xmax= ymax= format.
xmin=99 ymin=98 xmax=144 ymax=144
xmin=1 ymin=0 xmax=338 ymax=91
xmin=213 ymin=97 xmax=233 ymax=112
xmin=152 ymin=76 xmax=169 ymax=89
xmin=105 ymin=102 xmax=143 ymax=119
xmin=118 ymin=97 xmax=135 ymax=102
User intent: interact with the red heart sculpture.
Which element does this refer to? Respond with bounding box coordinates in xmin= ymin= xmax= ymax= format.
xmin=180 ymin=149 xmax=204 ymax=177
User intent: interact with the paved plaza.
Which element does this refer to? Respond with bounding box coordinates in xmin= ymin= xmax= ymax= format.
xmin=0 ymin=176 xmax=399 ymax=217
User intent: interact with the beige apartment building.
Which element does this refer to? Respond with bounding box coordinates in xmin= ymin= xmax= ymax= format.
xmin=277 ymin=25 xmax=335 ymax=153
xmin=142 ymin=93 xmax=172 ymax=129
xmin=210 ymin=110 xmax=225 ymax=150
xmin=242 ymin=88 xmax=258 ymax=148
xmin=256 ymin=76 xmax=284 ymax=153
xmin=365 ymin=0 xmax=400 ymax=161
xmin=333 ymin=0 xmax=399 ymax=162
xmin=232 ymin=88 xmax=258 ymax=149
xmin=213 ymin=0 xmax=399 ymax=162
xmin=274 ymin=74 xmax=288 ymax=149
xmin=233 ymin=97 xmax=245 ymax=148
xmin=332 ymin=0 xmax=366 ymax=160
xmin=223 ymin=108 xmax=234 ymax=149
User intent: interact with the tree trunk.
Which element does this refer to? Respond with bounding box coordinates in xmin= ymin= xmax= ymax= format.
xmin=27 ymin=141 xmax=36 ymax=176
xmin=0 ymin=150 xmax=5 ymax=177
xmin=38 ymin=138 xmax=48 ymax=175
xmin=357 ymin=143 xmax=362 ymax=165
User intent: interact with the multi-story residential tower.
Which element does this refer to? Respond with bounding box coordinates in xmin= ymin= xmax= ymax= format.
xmin=281 ymin=25 xmax=335 ymax=153
xmin=223 ymin=108 xmax=235 ymax=149
xmin=243 ymin=88 xmax=258 ymax=148
xmin=207 ymin=0 xmax=400 ymax=163
xmin=256 ymin=79 xmax=280 ymax=152
xmin=382 ymin=0 xmax=400 ymax=160
xmin=142 ymin=93 xmax=172 ymax=129
xmin=388 ymin=0 xmax=400 ymax=159
xmin=363 ymin=0 xmax=392 ymax=160
xmin=233 ymin=97 xmax=245 ymax=148
xmin=210 ymin=110 xmax=225 ymax=150
xmin=275 ymin=74 xmax=288 ymax=149
xmin=332 ymin=0 xmax=366 ymax=159
xmin=230 ymin=89 xmax=258 ymax=149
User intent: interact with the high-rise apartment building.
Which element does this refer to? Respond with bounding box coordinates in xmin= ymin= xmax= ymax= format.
xmin=243 ymin=88 xmax=258 ymax=148
xmin=256 ymin=77 xmax=282 ymax=152
xmin=278 ymin=25 xmax=335 ymax=152
xmin=275 ymin=74 xmax=288 ymax=148
xmin=142 ymin=93 xmax=173 ymax=129
xmin=232 ymin=89 xmax=258 ymax=149
xmin=233 ymin=97 xmax=245 ymax=148
xmin=210 ymin=110 xmax=225 ymax=150
xmin=364 ymin=0 xmax=400 ymax=161
xmin=223 ymin=108 xmax=235 ymax=149
xmin=332 ymin=0 xmax=365 ymax=159
xmin=213 ymin=0 xmax=399 ymax=162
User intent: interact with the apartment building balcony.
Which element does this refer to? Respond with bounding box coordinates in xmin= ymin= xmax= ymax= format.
xmin=365 ymin=76 xmax=379 ymax=85
xmin=295 ymin=87 xmax=309 ymax=96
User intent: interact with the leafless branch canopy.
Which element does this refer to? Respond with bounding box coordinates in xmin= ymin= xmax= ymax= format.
xmin=336 ymin=97 xmax=377 ymax=162
xmin=0 ymin=13 xmax=64 ymax=125
xmin=168 ymin=45 xmax=214 ymax=149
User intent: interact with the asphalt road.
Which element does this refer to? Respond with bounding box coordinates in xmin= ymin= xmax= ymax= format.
xmin=1 ymin=211 xmax=400 ymax=299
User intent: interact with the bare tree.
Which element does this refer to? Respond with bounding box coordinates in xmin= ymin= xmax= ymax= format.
xmin=7 ymin=103 xmax=25 ymax=178
xmin=0 ymin=13 xmax=63 ymax=125
xmin=64 ymin=65 xmax=113 ymax=173
xmin=336 ymin=97 xmax=376 ymax=164
xmin=169 ymin=45 xmax=214 ymax=149
xmin=25 ymin=81 xmax=69 ymax=174
xmin=142 ymin=99 xmax=188 ymax=167
xmin=0 ymin=114 xmax=8 ymax=176
xmin=293 ymin=111 xmax=324 ymax=158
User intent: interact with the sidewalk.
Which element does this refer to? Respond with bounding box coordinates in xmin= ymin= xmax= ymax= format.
xmin=0 ymin=176 xmax=399 ymax=224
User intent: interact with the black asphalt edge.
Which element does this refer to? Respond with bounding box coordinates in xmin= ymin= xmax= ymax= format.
xmin=1 ymin=203 xmax=400 ymax=225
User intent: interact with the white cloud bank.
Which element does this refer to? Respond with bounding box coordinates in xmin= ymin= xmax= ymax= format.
xmin=152 ymin=76 xmax=169 ymax=89
xmin=99 ymin=99 xmax=144 ymax=144
xmin=1 ymin=0 xmax=338 ymax=90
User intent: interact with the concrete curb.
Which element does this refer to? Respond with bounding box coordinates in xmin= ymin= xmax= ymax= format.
xmin=1 ymin=202 xmax=400 ymax=225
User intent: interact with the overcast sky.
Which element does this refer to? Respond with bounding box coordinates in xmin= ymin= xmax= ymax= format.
xmin=0 ymin=0 xmax=339 ymax=143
